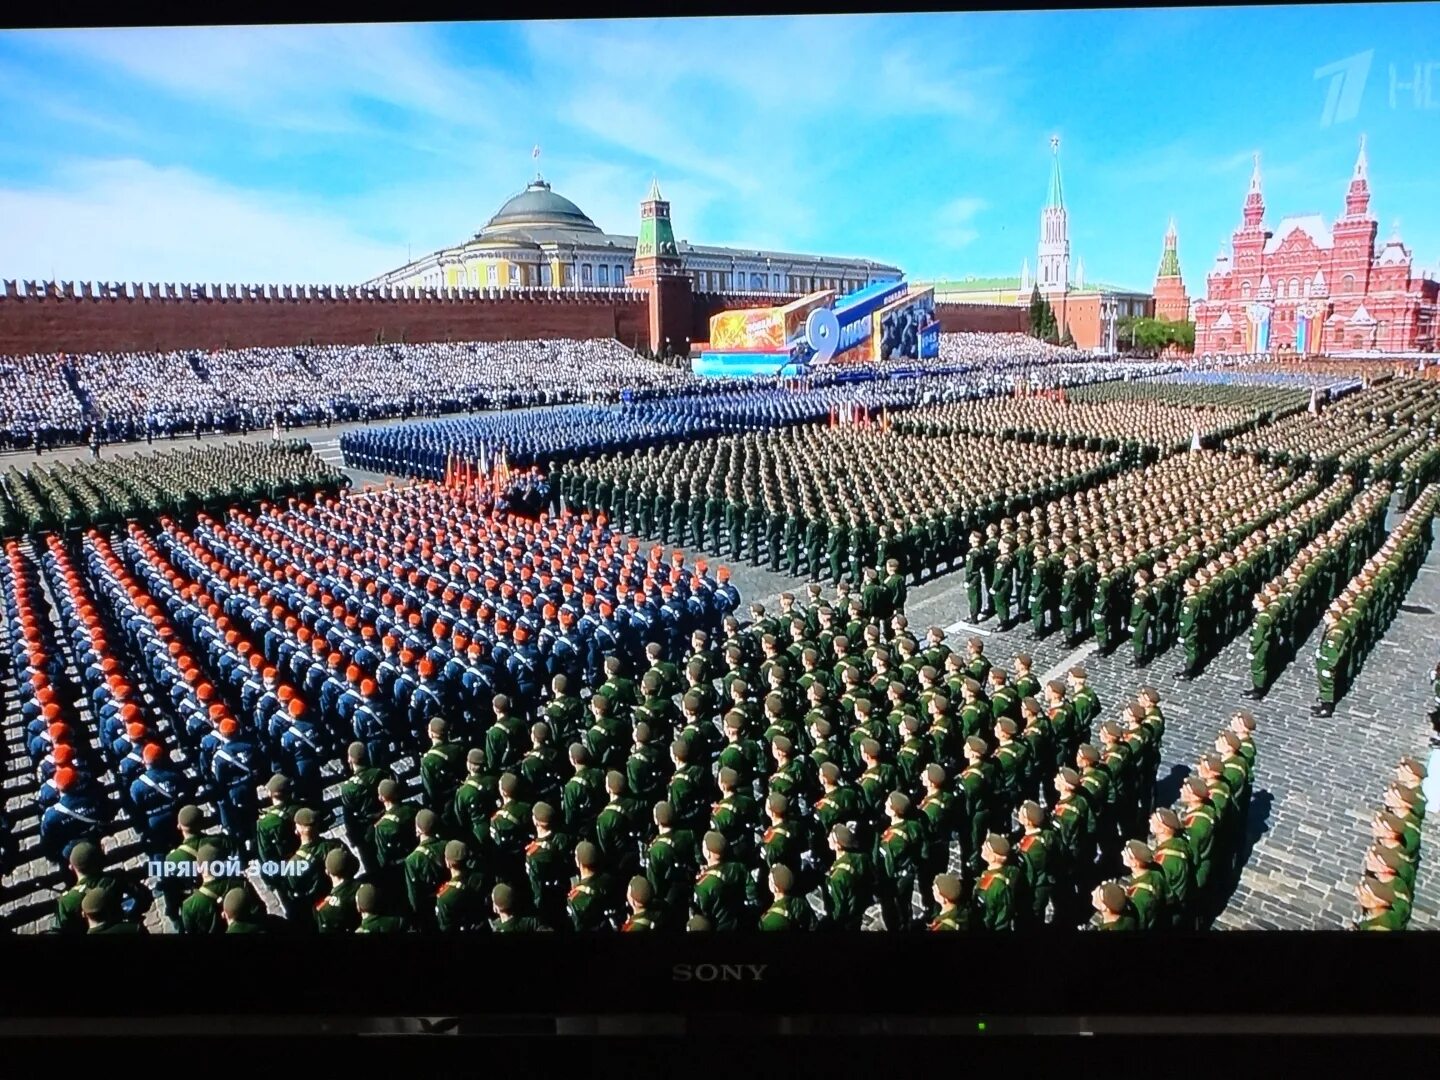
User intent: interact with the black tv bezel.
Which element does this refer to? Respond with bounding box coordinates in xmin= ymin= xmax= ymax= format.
xmin=0 ymin=930 xmax=1432 ymax=1018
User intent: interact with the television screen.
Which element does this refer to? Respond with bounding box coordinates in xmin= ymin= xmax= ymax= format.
xmin=1 ymin=9 xmax=1437 ymax=958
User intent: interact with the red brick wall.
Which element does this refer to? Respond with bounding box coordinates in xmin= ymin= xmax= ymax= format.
xmin=934 ymin=303 xmax=1028 ymax=334
xmin=0 ymin=285 xmax=651 ymax=354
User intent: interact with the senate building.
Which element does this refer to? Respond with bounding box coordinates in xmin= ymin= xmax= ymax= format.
xmin=364 ymin=172 xmax=902 ymax=298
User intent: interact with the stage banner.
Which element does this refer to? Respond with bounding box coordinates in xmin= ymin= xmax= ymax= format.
xmin=779 ymin=290 xmax=837 ymax=348
xmin=874 ymin=287 xmax=937 ymax=363
xmin=709 ymin=305 xmax=786 ymax=351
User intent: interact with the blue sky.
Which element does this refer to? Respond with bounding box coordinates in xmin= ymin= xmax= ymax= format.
xmin=1 ymin=7 xmax=1437 ymax=290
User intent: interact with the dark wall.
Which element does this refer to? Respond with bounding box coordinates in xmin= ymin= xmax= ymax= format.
xmin=934 ymin=303 xmax=1029 ymax=334
xmin=0 ymin=287 xmax=651 ymax=354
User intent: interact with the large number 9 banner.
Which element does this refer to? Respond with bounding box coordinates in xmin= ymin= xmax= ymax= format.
xmin=804 ymin=307 xmax=841 ymax=364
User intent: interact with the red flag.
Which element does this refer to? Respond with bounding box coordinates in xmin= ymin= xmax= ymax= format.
xmin=444 ymin=452 xmax=453 ymax=488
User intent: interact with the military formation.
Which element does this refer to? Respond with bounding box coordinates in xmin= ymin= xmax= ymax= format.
xmin=5 ymin=360 xmax=1440 ymax=935
xmin=9 ymin=502 xmax=1274 ymax=933
xmin=1248 ymin=482 xmax=1391 ymax=697
xmin=2 ymin=441 xmax=349 ymax=536
xmin=1354 ymin=755 xmax=1427 ymax=930
xmin=955 ymin=452 xmax=1321 ymax=665
xmin=1229 ymin=381 xmax=1440 ymax=481
xmin=554 ymin=426 xmax=1120 ymax=586
xmin=891 ymin=390 xmax=1276 ymax=456
xmin=1312 ymin=484 xmax=1439 ymax=717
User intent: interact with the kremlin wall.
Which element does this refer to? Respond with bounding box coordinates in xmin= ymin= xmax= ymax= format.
xmin=0 ymin=278 xmax=1023 ymax=356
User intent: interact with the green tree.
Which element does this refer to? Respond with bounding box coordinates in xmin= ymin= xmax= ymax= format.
xmin=1059 ymin=323 xmax=1075 ymax=348
xmin=1028 ymin=285 xmax=1047 ymax=339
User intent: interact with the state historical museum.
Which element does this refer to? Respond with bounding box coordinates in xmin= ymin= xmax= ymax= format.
xmin=1194 ymin=139 xmax=1437 ymax=355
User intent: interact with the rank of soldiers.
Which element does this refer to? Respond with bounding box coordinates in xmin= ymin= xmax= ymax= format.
xmin=1247 ymin=481 xmax=1391 ymax=697
xmin=1312 ymin=484 xmax=1439 ymax=717
xmin=553 ymin=425 xmax=1120 ymax=584
xmin=1353 ymin=755 xmax=1427 ymax=930
xmin=1228 ymin=381 xmax=1440 ymax=483
xmin=1087 ymin=709 xmax=1259 ymax=930
xmin=2 ymin=441 xmax=349 ymax=537
xmin=892 ymin=387 xmax=1289 ymax=457
xmin=956 ymin=451 xmax=1331 ymax=669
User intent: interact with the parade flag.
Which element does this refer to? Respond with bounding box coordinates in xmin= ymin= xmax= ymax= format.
xmin=1308 ymin=387 xmax=1319 ymax=415
xmin=444 ymin=451 xmax=454 ymax=488
xmin=1190 ymin=429 xmax=1202 ymax=452
xmin=828 ymin=405 xmax=837 ymax=428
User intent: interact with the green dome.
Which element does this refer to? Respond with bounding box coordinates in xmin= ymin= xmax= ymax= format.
xmin=481 ymin=179 xmax=600 ymax=236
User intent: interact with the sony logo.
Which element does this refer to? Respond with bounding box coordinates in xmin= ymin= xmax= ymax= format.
xmin=672 ymin=963 xmax=768 ymax=983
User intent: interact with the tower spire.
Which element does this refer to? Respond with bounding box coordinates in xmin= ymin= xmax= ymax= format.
xmin=1037 ymin=135 xmax=1070 ymax=292
xmin=1046 ymin=135 xmax=1064 ymax=209
xmin=1344 ymin=134 xmax=1372 ymax=219
xmin=1243 ymin=151 xmax=1265 ymax=228
xmin=1158 ymin=218 xmax=1181 ymax=278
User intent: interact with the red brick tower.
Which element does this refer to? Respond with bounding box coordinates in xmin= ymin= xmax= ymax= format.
xmin=627 ymin=178 xmax=693 ymax=356
xmin=1153 ymin=217 xmax=1189 ymax=323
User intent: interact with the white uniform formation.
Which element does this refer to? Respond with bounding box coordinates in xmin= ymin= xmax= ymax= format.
xmin=933 ymin=332 xmax=1093 ymax=369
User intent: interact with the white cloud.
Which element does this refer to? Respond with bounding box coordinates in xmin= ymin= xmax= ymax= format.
xmin=22 ymin=25 xmax=522 ymax=139
xmin=0 ymin=159 xmax=402 ymax=284
xmin=936 ymin=196 xmax=987 ymax=247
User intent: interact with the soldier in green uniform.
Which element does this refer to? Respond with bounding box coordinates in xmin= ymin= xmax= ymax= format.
xmin=876 ymin=791 xmax=923 ymax=931
xmin=965 ymin=532 xmax=988 ymax=621
xmin=645 ymin=801 xmax=698 ymax=919
xmin=1091 ymin=881 xmax=1137 ymax=930
xmin=156 ymin=805 xmax=228 ymax=932
xmin=928 ymin=873 xmax=970 ymax=931
xmin=917 ymin=764 xmax=955 ymax=921
xmin=54 ymin=840 xmax=151 ymax=934
xmin=370 ymin=778 xmax=416 ymax=906
xmin=493 ymin=883 xmax=550 ymax=932
xmin=339 ymin=743 xmax=392 ymax=875
xmin=314 ymin=846 xmax=362 ymax=934
xmin=524 ymin=802 xmax=573 ymax=927
xmin=693 ymin=830 xmax=749 ymax=931
xmin=1149 ymin=808 xmax=1192 ymax=929
xmin=179 ymin=843 xmax=241 ymax=935
xmin=621 ymin=875 xmax=663 ymax=932
xmin=759 ymin=864 xmax=818 ymax=930
xmin=1312 ymin=612 xmax=1345 ymax=718
xmin=403 ymin=808 xmax=449 ymax=930
xmin=285 ymin=807 xmax=339 ymax=927
xmin=567 ymin=840 xmax=619 ymax=931
xmin=823 ymin=824 xmax=872 ymax=930
xmin=355 ymin=883 xmax=408 ymax=933
xmin=1129 ymin=570 xmax=1155 ymax=666
xmin=221 ymin=887 xmax=269 ymax=934
xmin=1179 ymin=778 xmax=1218 ymax=924
xmin=959 ymin=737 xmax=994 ymax=880
xmin=1050 ymin=768 xmax=1090 ymax=927
xmin=972 ymin=834 xmax=1017 ymax=931
xmin=454 ymin=748 xmax=497 ymax=853
xmin=1120 ymin=840 xmax=1167 ymax=930
xmin=420 ymin=718 xmax=467 ymax=830
xmin=1246 ymin=595 xmax=1278 ymax=697
xmin=255 ymin=774 xmax=300 ymax=909
xmin=1015 ymin=800 xmax=1058 ymax=930
xmin=1355 ymin=876 xmax=1406 ymax=931
xmin=80 ymin=886 xmax=147 ymax=935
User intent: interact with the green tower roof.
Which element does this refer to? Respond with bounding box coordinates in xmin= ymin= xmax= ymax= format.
xmin=1046 ymin=136 xmax=1064 ymax=210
